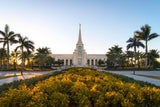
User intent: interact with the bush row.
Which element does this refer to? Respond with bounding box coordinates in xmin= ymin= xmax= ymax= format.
xmin=0 ymin=67 xmax=160 ymax=107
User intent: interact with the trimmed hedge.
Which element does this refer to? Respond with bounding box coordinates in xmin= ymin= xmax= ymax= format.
xmin=1 ymin=67 xmax=160 ymax=106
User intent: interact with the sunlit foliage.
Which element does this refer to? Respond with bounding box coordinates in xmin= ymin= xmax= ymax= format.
xmin=0 ymin=67 xmax=160 ymax=106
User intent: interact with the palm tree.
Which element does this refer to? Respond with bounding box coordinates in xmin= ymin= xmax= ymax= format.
xmin=139 ymin=52 xmax=146 ymax=67
xmin=15 ymin=35 xmax=34 ymax=70
xmin=34 ymin=47 xmax=51 ymax=69
xmin=10 ymin=51 xmax=20 ymax=70
xmin=126 ymin=50 xmax=134 ymax=67
xmin=135 ymin=24 xmax=159 ymax=68
xmin=126 ymin=37 xmax=144 ymax=68
xmin=0 ymin=48 xmax=7 ymax=69
xmin=19 ymin=50 xmax=33 ymax=67
xmin=148 ymin=49 xmax=159 ymax=68
xmin=0 ymin=24 xmax=19 ymax=69
xmin=106 ymin=45 xmax=123 ymax=68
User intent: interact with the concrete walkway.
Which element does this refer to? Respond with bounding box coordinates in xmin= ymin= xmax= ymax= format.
xmin=104 ymin=71 xmax=160 ymax=86
xmin=0 ymin=70 xmax=56 ymax=86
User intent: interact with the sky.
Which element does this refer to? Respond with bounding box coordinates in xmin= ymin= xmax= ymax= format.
xmin=0 ymin=0 xmax=160 ymax=54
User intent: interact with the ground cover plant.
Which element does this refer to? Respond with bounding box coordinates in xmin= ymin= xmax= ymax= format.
xmin=0 ymin=67 xmax=160 ymax=107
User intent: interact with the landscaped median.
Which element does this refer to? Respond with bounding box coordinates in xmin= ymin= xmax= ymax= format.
xmin=0 ymin=67 xmax=160 ymax=107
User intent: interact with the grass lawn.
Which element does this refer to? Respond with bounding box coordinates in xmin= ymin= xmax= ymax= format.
xmin=136 ymin=74 xmax=160 ymax=80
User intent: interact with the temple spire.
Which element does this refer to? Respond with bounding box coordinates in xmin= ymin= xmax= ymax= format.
xmin=78 ymin=24 xmax=82 ymax=43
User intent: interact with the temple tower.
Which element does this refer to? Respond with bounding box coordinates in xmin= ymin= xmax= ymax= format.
xmin=73 ymin=24 xmax=87 ymax=65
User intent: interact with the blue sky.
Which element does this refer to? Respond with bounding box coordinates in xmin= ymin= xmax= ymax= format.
xmin=0 ymin=0 xmax=160 ymax=54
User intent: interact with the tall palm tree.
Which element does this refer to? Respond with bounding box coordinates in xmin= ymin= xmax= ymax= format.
xmin=135 ymin=24 xmax=159 ymax=68
xmin=34 ymin=47 xmax=51 ymax=69
xmin=15 ymin=35 xmax=34 ymax=70
xmin=126 ymin=37 xmax=144 ymax=68
xmin=0 ymin=24 xmax=19 ymax=69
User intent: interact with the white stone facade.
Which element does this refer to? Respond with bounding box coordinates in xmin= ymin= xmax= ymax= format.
xmin=50 ymin=24 xmax=107 ymax=66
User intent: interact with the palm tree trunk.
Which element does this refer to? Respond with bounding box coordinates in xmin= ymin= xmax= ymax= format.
xmin=0 ymin=59 xmax=2 ymax=68
xmin=21 ymin=47 xmax=24 ymax=69
xmin=145 ymin=40 xmax=148 ymax=68
xmin=7 ymin=41 xmax=9 ymax=70
xmin=137 ymin=51 xmax=140 ymax=68
xmin=2 ymin=59 xmax=5 ymax=69
xmin=134 ymin=46 xmax=136 ymax=68
xmin=28 ymin=58 xmax=30 ymax=67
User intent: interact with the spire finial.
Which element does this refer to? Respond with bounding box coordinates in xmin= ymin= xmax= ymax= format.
xmin=78 ymin=24 xmax=82 ymax=43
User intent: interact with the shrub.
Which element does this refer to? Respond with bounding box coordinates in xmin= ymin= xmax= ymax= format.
xmin=0 ymin=67 xmax=160 ymax=106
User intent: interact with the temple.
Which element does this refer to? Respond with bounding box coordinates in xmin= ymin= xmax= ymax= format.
xmin=50 ymin=24 xmax=106 ymax=66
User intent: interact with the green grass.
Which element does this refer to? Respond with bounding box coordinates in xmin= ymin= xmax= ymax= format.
xmin=136 ymin=74 xmax=160 ymax=80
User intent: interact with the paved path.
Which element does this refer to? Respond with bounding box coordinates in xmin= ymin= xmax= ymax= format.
xmin=0 ymin=66 xmax=67 ymax=86
xmin=104 ymin=71 xmax=160 ymax=86
xmin=0 ymin=70 xmax=56 ymax=86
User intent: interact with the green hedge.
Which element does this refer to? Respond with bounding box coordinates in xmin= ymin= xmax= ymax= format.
xmin=0 ymin=71 xmax=64 ymax=94
xmin=103 ymin=71 xmax=160 ymax=88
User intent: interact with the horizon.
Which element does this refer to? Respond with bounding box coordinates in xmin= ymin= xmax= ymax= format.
xmin=0 ymin=0 xmax=160 ymax=54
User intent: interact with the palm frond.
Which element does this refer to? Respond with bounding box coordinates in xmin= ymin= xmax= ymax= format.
xmin=8 ymin=31 xmax=14 ymax=37
xmin=0 ymin=31 xmax=5 ymax=37
xmin=127 ymin=44 xmax=133 ymax=50
xmin=126 ymin=38 xmax=134 ymax=43
xmin=3 ymin=41 xmax=7 ymax=48
xmin=137 ymin=42 xmax=145 ymax=48
xmin=148 ymin=33 xmax=159 ymax=41
xmin=15 ymin=46 xmax=21 ymax=52
xmin=134 ymin=36 xmax=144 ymax=40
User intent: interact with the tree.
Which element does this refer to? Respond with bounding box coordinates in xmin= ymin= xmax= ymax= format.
xmin=18 ymin=51 xmax=33 ymax=67
xmin=0 ymin=24 xmax=19 ymax=69
xmin=148 ymin=49 xmax=159 ymax=68
xmin=125 ymin=50 xmax=134 ymax=67
xmin=98 ymin=59 xmax=105 ymax=66
xmin=126 ymin=37 xmax=144 ymax=68
xmin=10 ymin=51 xmax=20 ymax=70
xmin=34 ymin=47 xmax=51 ymax=69
xmin=15 ymin=35 xmax=34 ymax=70
xmin=0 ymin=48 xmax=7 ymax=69
xmin=139 ymin=52 xmax=145 ymax=68
xmin=106 ymin=45 xmax=123 ymax=68
xmin=135 ymin=24 xmax=159 ymax=68
xmin=44 ymin=56 xmax=55 ymax=68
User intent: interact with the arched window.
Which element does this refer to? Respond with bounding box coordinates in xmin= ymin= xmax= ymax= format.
xmin=78 ymin=46 xmax=82 ymax=56
xmin=70 ymin=59 xmax=72 ymax=65
xmin=91 ymin=59 xmax=94 ymax=65
xmin=95 ymin=59 xmax=98 ymax=66
xmin=66 ymin=59 xmax=68 ymax=65
xmin=87 ymin=59 xmax=90 ymax=65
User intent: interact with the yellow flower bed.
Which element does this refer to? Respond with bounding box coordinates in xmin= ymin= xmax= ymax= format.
xmin=0 ymin=67 xmax=160 ymax=107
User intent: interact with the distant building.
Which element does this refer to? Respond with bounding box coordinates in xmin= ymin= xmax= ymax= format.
xmin=50 ymin=24 xmax=106 ymax=66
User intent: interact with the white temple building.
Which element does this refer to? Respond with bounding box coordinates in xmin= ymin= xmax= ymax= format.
xmin=50 ymin=24 xmax=107 ymax=66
